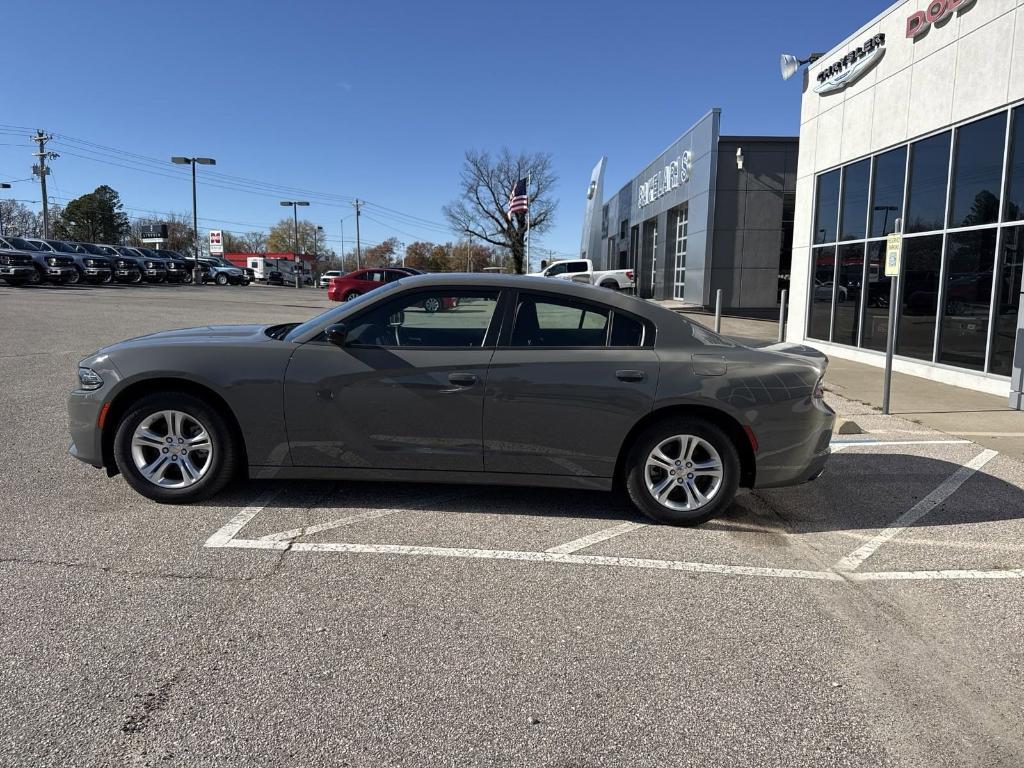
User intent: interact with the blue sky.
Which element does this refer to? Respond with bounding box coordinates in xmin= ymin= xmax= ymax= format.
xmin=2 ymin=0 xmax=890 ymax=260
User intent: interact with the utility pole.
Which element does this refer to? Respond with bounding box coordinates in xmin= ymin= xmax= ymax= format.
xmin=31 ymin=131 xmax=58 ymax=238
xmin=353 ymin=199 xmax=362 ymax=270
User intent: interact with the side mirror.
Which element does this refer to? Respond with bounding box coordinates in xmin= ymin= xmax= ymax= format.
xmin=325 ymin=322 xmax=348 ymax=346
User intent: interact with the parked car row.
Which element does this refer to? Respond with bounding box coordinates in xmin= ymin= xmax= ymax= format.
xmin=0 ymin=237 xmax=252 ymax=287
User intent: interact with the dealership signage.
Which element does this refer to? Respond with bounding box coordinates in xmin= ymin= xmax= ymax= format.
xmin=139 ymin=223 xmax=168 ymax=244
xmin=637 ymin=151 xmax=691 ymax=209
xmin=208 ymin=229 xmax=224 ymax=255
xmin=815 ymin=34 xmax=886 ymax=94
xmin=907 ymin=0 xmax=976 ymax=38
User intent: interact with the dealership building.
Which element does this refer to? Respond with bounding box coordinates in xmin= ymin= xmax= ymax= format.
xmin=787 ymin=0 xmax=1024 ymax=407
xmin=579 ymin=110 xmax=797 ymax=310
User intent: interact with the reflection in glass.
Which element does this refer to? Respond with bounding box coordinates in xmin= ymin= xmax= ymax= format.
xmin=814 ymin=170 xmax=840 ymax=244
xmin=839 ymin=159 xmax=870 ymax=241
xmin=870 ymin=146 xmax=906 ymax=237
xmin=991 ymin=226 xmax=1024 ymax=375
xmin=950 ymin=113 xmax=1006 ymax=229
xmin=1005 ymin=108 xmax=1024 ymax=222
xmin=906 ymin=132 xmax=951 ymax=233
xmin=860 ymin=242 xmax=893 ymax=352
xmin=833 ymin=244 xmax=865 ymax=345
xmin=897 ymin=235 xmax=943 ymax=361
xmin=807 ymin=247 xmax=836 ymax=341
xmin=939 ymin=230 xmax=996 ymax=370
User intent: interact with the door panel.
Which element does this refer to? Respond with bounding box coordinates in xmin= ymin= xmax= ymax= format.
xmin=483 ymin=349 xmax=659 ymax=477
xmin=285 ymin=345 xmax=493 ymax=470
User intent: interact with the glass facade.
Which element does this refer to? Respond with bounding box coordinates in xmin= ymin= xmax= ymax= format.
xmin=673 ymin=204 xmax=688 ymax=300
xmin=807 ymin=105 xmax=1024 ymax=378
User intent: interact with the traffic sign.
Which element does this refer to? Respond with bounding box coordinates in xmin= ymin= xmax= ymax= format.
xmin=884 ymin=233 xmax=902 ymax=277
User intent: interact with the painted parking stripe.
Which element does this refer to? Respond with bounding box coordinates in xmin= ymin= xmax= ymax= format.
xmin=204 ymin=490 xmax=280 ymax=548
xmin=833 ymin=449 xmax=998 ymax=573
xmin=545 ymin=521 xmax=647 ymax=554
xmin=260 ymin=507 xmax=409 ymax=542
xmin=849 ymin=569 xmax=1024 ymax=582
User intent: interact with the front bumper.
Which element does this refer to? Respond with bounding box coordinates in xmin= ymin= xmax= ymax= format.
xmin=143 ymin=268 xmax=167 ymax=281
xmin=0 ymin=266 xmax=35 ymax=279
xmin=84 ymin=267 xmax=112 ymax=281
xmin=45 ymin=266 xmax=76 ymax=282
xmin=67 ymin=390 xmax=107 ymax=469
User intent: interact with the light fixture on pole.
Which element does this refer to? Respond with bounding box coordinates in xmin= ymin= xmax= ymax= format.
xmin=779 ymin=52 xmax=823 ymax=81
xmin=280 ymin=201 xmax=310 ymax=288
xmin=171 ymin=156 xmax=216 ymax=284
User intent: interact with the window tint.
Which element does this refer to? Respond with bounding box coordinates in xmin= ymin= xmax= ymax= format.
xmin=1006 ymin=108 xmax=1024 ymax=222
xmin=545 ymin=263 xmax=567 ymax=276
xmin=870 ymin=146 xmax=906 ymax=237
xmin=860 ymin=241 xmax=893 ymax=352
xmin=833 ymin=243 xmax=865 ymax=345
xmin=346 ymin=291 xmax=498 ymax=347
xmin=950 ymin=112 xmax=1005 ymax=228
xmin=511 ymin=295 xmax=609 ymax=347
xmin=906 ymin=131 xmax=951 ymax=233
xmin=813 ymin=170 xmax=840 ymax=244
xmin=897 ymin=235 xmax=943 ymax=361
xmin=991 ymin=225 xmax=1024 ymax=375
xmin=807 ymin=247 xmax=836 ymax=341
xmin=939 ymin=229 xmax=996 ymax=371
xmin=839 ymin=159 xmax=870 ymax=241
xmin=566 ymin=261 xmax=588 ymax=273
xmin=610 ymin=313 xmax=644 ymax=346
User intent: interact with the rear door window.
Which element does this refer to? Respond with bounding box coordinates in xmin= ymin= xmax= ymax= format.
xmin=510 ymin=294 xmax=609 ymax=347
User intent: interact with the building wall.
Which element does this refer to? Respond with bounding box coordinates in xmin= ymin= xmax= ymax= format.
xmin=710 ymin=137 xmax=798 ymax=310
xmin=788 ymin=0 xmax=1024 ymax=399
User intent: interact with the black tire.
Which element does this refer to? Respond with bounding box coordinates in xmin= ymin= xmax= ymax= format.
xmin=29 ymin=269 xmax=42 ymax=285
xmin=600 ymin=281 xmax=619 ymax=291
xmin=65 ymin=268 xmax=82 ymax=285
xmin=344 ymin=290 xmax=361 ymax=301
xmin=100 ymin=271 xmax=113 ymax=284
xmin=113 ymin=391 xmax=239 ymax=503
xmin=215 ymin=273 xmax=229 ymax=286
xmin=129 ymin=270 xmax=143 ymax=284
xmin=624 ymin=417 xmax=741 ymax=526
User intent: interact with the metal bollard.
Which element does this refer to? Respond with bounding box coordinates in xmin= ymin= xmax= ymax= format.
xmin=714 ymin=289 xmax=723 ymax=333
xmin=778 ymin=288 xmax=787 ymax=343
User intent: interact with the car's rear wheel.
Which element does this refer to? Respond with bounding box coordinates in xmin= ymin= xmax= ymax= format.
xmin=345 ymin=290 xmax=361 ymax=301
xmin=113 ymin=392 xmax=238 ymax=503
xmin=624 ymin=417 xmax=740 ymax=525
xmin=600 ymin=281 xmax=619 ymax=291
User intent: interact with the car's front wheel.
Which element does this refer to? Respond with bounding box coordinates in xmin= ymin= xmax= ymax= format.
xmin=113 ymin=392 xmax=239 ymax=503
xmin=624 ymin=417 xmax=740 ymax=525
xmin=215 ymin=273 xmax=229 ymax=286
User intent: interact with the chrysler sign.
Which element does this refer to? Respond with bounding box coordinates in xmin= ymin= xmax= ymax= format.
xmin=815 ymin=34 xmax=886 ymax=94
xmin=638 ymin=151 xmax=691 ymax=209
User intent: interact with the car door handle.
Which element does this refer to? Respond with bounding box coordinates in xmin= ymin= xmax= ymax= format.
xmin=447 ymin=372 xmax=478 ymax=387
xmin=616 ymin=369 xmax=646 ymax=382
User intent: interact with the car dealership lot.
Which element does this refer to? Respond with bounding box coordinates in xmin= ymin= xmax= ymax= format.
xmin=1 ymin=284 xmax=1023 ymax=767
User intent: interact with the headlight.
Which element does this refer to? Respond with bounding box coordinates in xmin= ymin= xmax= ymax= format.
xmin=46 ymin=256 xmax=58 ymax=266
xmin=84 ymin=258 xmax=98 ymax=267
xmin=145 ymin=261 xmax=155 ymax=268
xmin=77 ymin=367 xmax=104 ymax=391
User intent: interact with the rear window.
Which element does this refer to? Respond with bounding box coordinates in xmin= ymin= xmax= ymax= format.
xmin=610 ymin=313 xmax=645 ymax=347
xmin=511 ymin=295 xmax=609 ymax=347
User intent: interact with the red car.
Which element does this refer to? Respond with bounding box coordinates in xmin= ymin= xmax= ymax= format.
xmin=327 ymin=268 xmax=408 ymax=302
xmin=327 ymin=268 xmax=458 ymax=312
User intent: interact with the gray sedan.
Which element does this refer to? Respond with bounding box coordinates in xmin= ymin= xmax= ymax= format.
xmin=68 ymin=274 xmax=835 ymax=525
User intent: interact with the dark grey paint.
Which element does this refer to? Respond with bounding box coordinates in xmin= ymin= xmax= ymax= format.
xmin=69 ymin=274 xmax=835 ymax=492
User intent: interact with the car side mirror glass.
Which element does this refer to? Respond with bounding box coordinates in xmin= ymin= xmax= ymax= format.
xmin=325 ymin=323 xmax=349 ymax=347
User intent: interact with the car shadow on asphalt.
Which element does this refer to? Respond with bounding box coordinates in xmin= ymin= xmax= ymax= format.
xmin=206 ymin=453 xmax=1020 ymax=534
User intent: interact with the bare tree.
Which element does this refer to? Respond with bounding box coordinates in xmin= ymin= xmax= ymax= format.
xmin=238 ymin=231 xmax=268 ymax=254
xmin=443 ymin=148 xmax=557 ymax=274
xmin=0 ymin=200 xmax=43 ymax=237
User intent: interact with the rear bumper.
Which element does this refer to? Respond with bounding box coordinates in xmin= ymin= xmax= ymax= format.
xmin=752 ymin=398 xmax=836 ymax=489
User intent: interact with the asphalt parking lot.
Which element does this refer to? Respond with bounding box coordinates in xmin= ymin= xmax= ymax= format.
xmin=1 ymin=282 xmax=1023 ymax=767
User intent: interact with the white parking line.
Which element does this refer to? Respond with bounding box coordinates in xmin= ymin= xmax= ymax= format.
xmin=850 ymin=569 xmax=1024 ymax=582
xmin=260 ymin=507 xmax=406 ymax=542
xmin=204 ymin=490 xmax=280 ymax=548
xmin=833 ymin=449 xmax=998 ymax=573
xmin=545 ymin=521 xmax=647 ymax=554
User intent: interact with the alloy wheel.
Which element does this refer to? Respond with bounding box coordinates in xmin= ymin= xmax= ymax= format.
xmin=130 ymin=410 xmax=214 ymax=489
xmin=644 ymin=434 xmax=724 ymax=512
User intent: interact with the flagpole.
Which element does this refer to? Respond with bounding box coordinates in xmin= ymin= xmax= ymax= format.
xmin=526 ymin=170 xmax=531 ymax=274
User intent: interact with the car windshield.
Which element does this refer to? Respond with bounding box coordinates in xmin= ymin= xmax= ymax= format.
xmin=284 ymin=280 xmax=404 ymax=342
xmin=46 ymin=240 xmax=76 ymax=251
xmin=5 ymin=237 xmax=40 ymax=250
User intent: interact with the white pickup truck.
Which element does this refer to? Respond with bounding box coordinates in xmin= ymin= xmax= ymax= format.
xmin=530 ymin=258 xmax=635 ymax=291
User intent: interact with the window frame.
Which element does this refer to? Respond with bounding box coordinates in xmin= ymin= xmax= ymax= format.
xmin=497 ymin=289 xmax=654 ymax=350
xmin=332 ymin=287 xmax=507 ymax=350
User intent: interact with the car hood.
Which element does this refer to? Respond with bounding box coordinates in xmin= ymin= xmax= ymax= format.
xmin=93 ymin=324 xmax=273 ymax=355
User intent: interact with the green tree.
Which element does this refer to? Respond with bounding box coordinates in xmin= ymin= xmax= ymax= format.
xmin=443 ymin=148 xmax=557 ymax=274
xmin=53 ymin=185 xmax=129 ymax=244
xmin=267 ymin=218 xmax=328 ymax=256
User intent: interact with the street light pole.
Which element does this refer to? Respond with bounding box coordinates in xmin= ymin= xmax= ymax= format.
xmin=280 ymin=200 xmax=310 ymax=288
xmin=171 ymin=156 xmax=216 ymax=284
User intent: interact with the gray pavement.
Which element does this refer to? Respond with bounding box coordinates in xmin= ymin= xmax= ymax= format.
xmin=1 ymin=281 xmax=1023 ymax=767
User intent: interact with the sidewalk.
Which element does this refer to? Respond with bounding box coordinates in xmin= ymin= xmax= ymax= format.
xmin=670 ymin=308 xmax=1024 ymax=462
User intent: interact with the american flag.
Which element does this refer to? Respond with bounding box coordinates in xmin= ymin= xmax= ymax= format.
xmin=508 ymin=178 xmax=528 ymax=217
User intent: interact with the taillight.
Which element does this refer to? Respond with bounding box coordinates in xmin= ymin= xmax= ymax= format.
xmin=626 ymin=270 xmax=634 ymax=281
